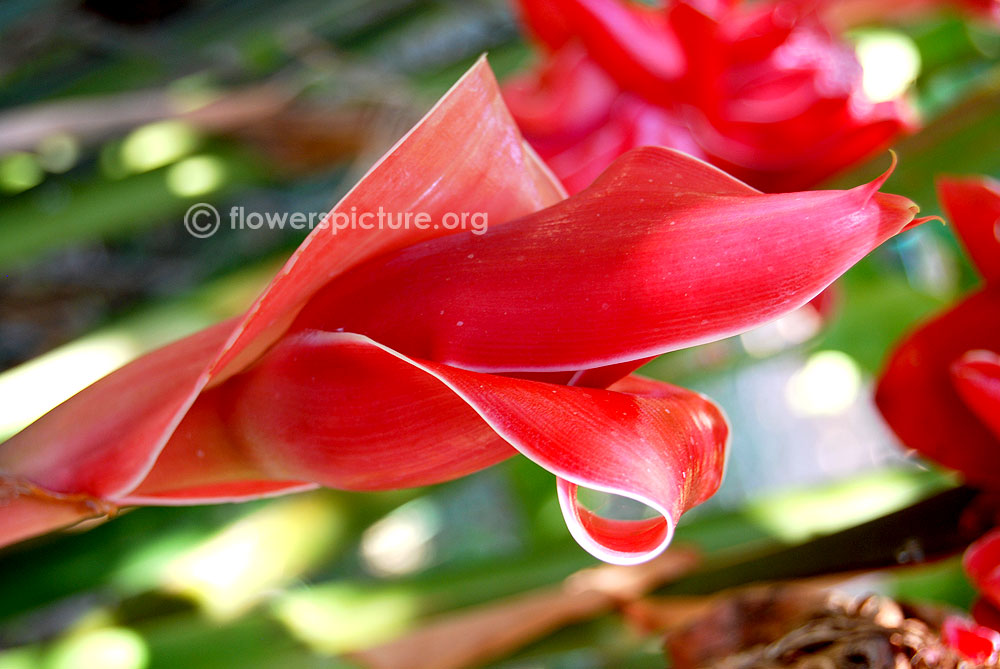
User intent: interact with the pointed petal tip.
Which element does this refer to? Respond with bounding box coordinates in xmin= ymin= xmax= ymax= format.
xmin=857 ymin=153 xmax=931 ymax=235
xmin=903 ymin=214 xmax=945 ymax=232
xmin=551 ymin=383 xmax=728 ymax=566
xmin=851 ymin=151 xmax=906 ymax=210
xmin=868 ymin=150 xmax=898 ymax=194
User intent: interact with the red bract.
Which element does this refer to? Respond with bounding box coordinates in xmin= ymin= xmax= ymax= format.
xmin=504 ymin=0 xmax=914 ymax=194
xmin=0 ymin=59 xmax=926 ymax=565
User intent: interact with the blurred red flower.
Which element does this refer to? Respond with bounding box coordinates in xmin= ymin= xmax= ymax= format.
xmin=504 ymin=0 xmax=916 ymax=194
xmin=0 ymin=60 xmax=927 ymax=565
xmin=877 ymin=175 xmax=1000 ymax=625
xmin=802 ymin=0 xmax=1000 ymax=29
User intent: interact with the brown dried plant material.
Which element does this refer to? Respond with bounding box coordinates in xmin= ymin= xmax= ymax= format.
xmin=351 ymin=547 xmax=699 ymax=669
xmin=665 ymin=586 xmax=974 ymax=669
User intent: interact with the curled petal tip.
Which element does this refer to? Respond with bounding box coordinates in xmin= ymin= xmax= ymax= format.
xmin=553 ymin=377 xmax=729 ymax=565
xmin=556 ymin=479 xmax=675 ymax=566
xmin=856 ymin=151 xmax=898 ymax=201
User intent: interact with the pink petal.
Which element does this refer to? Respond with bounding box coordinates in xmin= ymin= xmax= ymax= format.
xmin=293 ymin=148 xmax=925 ymax=373
xmin=185 ymin=332 xmax=727 ymax=564
xmin=938 ymin=176 xmax=1000 ymax=285
xmin=0 ymin=58 xmax=564 ymax=542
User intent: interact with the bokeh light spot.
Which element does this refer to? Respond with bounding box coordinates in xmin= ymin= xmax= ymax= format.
xmin=0 ymin=152 xmax=44 ymax=193
xmin=785 ymin=350 xmax=862 ymax=416
xmin=37 ymin=133 xmax=81 ymax=173
xmin=854 ymin=30 xmax=921 ymax=103
xmin=120 ymin=120 xmax=198 ymax=173
xmin=165 ymin=155 xmax=226 ymax=197
xmin=47 ymin=628 xmax=148 ymax=669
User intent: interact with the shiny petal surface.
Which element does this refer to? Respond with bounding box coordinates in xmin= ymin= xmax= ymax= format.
xmin=294 ymin=148 xmax=925 ymax=372
xmin=0 ymin=58 xmax=565 ymax=541
xmin=938 ymin=176 xmax=1000 ymax=285
xmin=210 ymin=332 xmax=728 ymax=564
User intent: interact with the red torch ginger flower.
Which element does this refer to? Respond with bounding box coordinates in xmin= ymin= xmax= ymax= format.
xmin=0 ymin=59 xmax=928 ymax=565
xmin=504 ymin=0 xmax=915 ymax=194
